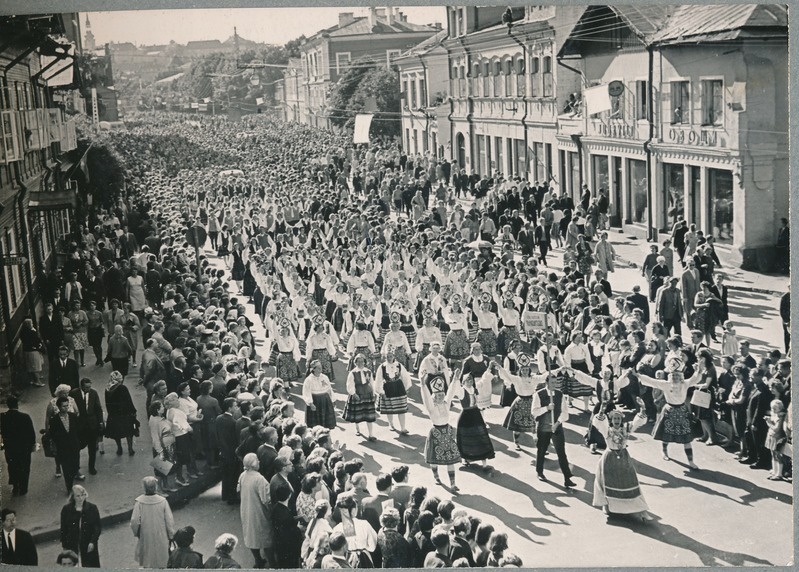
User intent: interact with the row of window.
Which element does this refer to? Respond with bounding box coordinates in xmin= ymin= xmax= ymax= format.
xmin=0 ymin=77 xmax=40 ymax=111
xmin=449 ymin=56 xmax=553 ymax=99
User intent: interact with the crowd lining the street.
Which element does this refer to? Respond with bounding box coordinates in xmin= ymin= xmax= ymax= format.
xmin=0 ymin=111 xmax=791 ymax=569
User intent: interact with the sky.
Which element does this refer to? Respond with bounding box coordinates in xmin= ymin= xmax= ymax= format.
xmin=84 ymin=6 xmax=448 ymax=47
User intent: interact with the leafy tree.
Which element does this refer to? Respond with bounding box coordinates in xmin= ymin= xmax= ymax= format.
xmin=328 ymin=57 xmax=376 ymax=129
xmin=329 ymin=59 xmax=401 ymax=139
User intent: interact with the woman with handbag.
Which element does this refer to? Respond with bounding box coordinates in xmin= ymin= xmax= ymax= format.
xmin=692 ymin=349 xmax=724 ymax=446
xmin=60 ymin=484 xmax=102 ymax=567
xmin=20 ymin=318 xmax=46 ymax=387
xmin=104 ymin=370 xmax=138 ymax=456
xmin=148 ymin=402 xmax=177 ymax=494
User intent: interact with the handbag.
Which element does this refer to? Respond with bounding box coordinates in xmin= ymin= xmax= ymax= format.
xmin=41 ymin=430 xmax=56 ymax=458
xmin=690 ymin=389 xmax=711 ymax=409
xmin=150 ymin=456 xmax=174 ymax=476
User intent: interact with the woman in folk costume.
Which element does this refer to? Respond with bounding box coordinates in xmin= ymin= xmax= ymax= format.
xmin=302 ymin=359 xmax=337 ymax=430
xmin=456 ymin=370 xmax=496 ymax=472
xmin=442 ymin=294 xmax=470 ymax=368
xmin=331 ymin=299 xmax=357 ymax=346
xmin=499 ymin=339 xmax=522 ymax=408
xmin=382 ymin=312 xmax=413 ymax=371
xmin=269 ymin=319 xmax=302 ymax=387
xmin=496 ymin=293 xmax=523 ymax=358
xmin=374 ymin=347 xmax=413 ymax=435
xmin=305 ymin=316 xmax=338 ymax=381
xmin=494 ymin=355 xmax=560 ymax=450
xmin=343 ymin=353 xmax=378 ymax=442
xmin=324 ymin=281 xmax=349 ymax=324
xmin=395 ymin=297 xmax=418 ymax=354
xmin=636 ymin=357 xmax=703 ymax=469
xmin=536 ymin=329 xmax=565 ymax=376
xmin=562 ymin=330 xmax=596 ymax=413
xmin=460 ymin=342 xmax=493 ymax=411
xmin=414 ymin=307 xmax=444 ymax=372
xmin=420 ymin=364 xmax=462 ymax=491
xmin=471 ymin=292 xmax=499 ymax=358
xmin=591 ymin=401 xmax=653 ymax=521
xmin=346 ymin=321 xmax=377 ymax=372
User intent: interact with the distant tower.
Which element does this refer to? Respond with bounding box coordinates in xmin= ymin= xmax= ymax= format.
xmin=84 ymin=15 xmax=96 ymax=51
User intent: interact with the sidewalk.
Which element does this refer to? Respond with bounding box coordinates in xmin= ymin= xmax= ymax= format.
xmin=2 ymin=252 xmax=264 ymax=544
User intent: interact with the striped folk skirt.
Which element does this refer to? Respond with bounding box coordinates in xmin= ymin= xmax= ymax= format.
xmin=425 ymin=424 xmax=462 ymax=465
xmin=274 ymin=352 xmax=301 ymax=382
xmin=343 ymin=393 xmax=377 ymax=423
xmin=377 ymin=379 xmax=408 ymax=415
xmin=503 ymin=395 xmax=535 ymax=433
xmin=593 ymin=448 xmax=649 ymax=514
xmin=652 ymin=402 xmax=693 ymax=444
xmin=306 ymin=392 xmax=337 ymax=429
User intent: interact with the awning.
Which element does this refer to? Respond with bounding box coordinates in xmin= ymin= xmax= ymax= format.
xmin=28 ymin=189 xmax=76 ymax=210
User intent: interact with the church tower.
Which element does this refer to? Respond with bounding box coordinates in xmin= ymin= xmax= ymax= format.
xmin=84 ymin=15 xmax=96 ymax=51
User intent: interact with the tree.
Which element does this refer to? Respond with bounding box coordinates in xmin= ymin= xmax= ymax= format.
xmin=328 ymin=58 xmax=401 ymax=139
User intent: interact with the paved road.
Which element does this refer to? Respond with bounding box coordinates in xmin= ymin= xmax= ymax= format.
xmin=9 ymin=235 xmax=793 ymax=568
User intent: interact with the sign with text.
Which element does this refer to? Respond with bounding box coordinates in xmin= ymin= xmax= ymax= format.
xmin=523 ymin=312 xmax=548 ymax=331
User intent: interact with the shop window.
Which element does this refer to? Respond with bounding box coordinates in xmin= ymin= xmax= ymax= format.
xmin=628 ymin=159 xmax=648 ymax=224
xmin=701 ymin=79 xmax=723 ymax=126
xmin=663 ymin=163 xmax=684 ymax=230
xmin=592 ymin=155 xmax=609 ymax=198
xmin=709 ymin=168 xmax=733 ymax=243
xmin=542 ymin=56 xmax=552 ymax=97
xmin=635 ymin=80 xmax=648 ymax=120
xmin=671 ymin=81 xmax=690 ymax=124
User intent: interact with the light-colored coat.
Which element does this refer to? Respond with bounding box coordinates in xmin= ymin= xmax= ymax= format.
xmin=130 ymin=493 xmax=175 ymax=568
xmin=238 ymin=469 xmax=274 ymax=549
xmin=594 ymin=239 xmax=616 ymax=273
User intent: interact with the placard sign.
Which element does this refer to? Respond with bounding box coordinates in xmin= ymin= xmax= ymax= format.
xmin=523 ymin=312 xmax=547 ymax=331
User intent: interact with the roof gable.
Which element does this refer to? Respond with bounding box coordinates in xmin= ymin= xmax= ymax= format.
xmin=649 ymin=4 xmax=787 ymax=44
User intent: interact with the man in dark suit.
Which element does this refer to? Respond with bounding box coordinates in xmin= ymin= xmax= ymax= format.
xmin=49 ymin=396 xmax=83 ymax=492
xmin=49 ymin=345 xmax=80 ymax=395
xmin=361 ymin=473 xmax=396 ymax=532
xmin=38 ymin=303 xmax=63 ymax=360
xmin=215 ymin=398 xmax=240 ymax=503
xmin=589 ymin=269 xmax=613 ymax=298
xmin=1 ymin=509 xmax=38 ymax=565
xmin=655 ymin=277 xmax=683 ymax=336
xmin=256 ymin=426 xmax=279 ymax=481
xmin=740 ymin=370 xmax=774 ymax=469
xmin=69 ymin=378 xmax=104 ymax=475
xmin=626 ymin=285 xmax=650 ymax=324
xmin=0 ymin=397 xmax=36 ymax=496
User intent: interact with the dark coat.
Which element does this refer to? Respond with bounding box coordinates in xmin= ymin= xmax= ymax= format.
xmin=0 ymin=409 xmax=36 ymax=454
xmin=1 ymin=528 xmax=38 ymax=565
xmin=272 ymin=503 xmax=302 ymax=569
xmin=214 ymin=413 xmax=238 ymax=462
xmin=69 ymin=387 xmax=104 ymax=446
xmin=60 ymin=501 xmax=101 ymax=560
xmin=49 ymin=358 xmax=80 ymax=394
xmin=49 ymin=412 xmax=82 ymax=457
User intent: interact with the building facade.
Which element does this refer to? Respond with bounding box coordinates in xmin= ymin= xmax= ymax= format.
xmin=394 ymin=30 xmax=448 ymax=157
xmin=557 ymin=4 xmax=788 ymax=265
xmin=0 ymin=15 xmax=81 ymax=377
xmin=443 ymin=6 xmax=583 ymax=185
xmin=297 ymin=7 xmax=438 ymax=129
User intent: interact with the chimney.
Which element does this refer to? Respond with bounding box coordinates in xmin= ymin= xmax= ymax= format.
xmin=400 ymin=11 xmax=408 ymax=23
xmin=429 ymin=22 xmax=442 ymax=31
xmin=367 ymin=7 xmax=377 ymax=28
xmin=338 ymin=12 xmax=355 ymax=27
xmin=387 ymin=6 xmax=394 ymax=25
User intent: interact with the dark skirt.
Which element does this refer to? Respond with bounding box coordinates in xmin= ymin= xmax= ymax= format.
xmin=242 ymin=265 xmax=256 ymax=297
xmin=496 ymin=326 xmax=521 ymax=356
xmin=560 ymin=371 xmax=595 ymax=398
xmin=443 ymin=329 xmax=470 ymax=360
xmin=174 ymin=433 xmax=193 ymax=465
xmin=503 ymin=395 xmax=535 ymax=433
xmin=652 ymin=402 xmax=692 ymax=443
xmin=476 ymin=329 xmax=498 ymax=356
xmin=499 ymin=384 xmax=518 ymax=408
xmin=306 ymin=392 xmax=336 ymax=429
xmin=310 ymin=348 xmax=335 ymax=381
xmin=87 ymin=327 xmax=104 ymax=347
xmin=414 ymin=344 xmax=430 ymax=372
xmin=342 ymin=394 xmax=377 ymax=423
xmin=104 ymin=413 xmax=136 ymax=439
xmin=593 ymin=448 xmax=649 ymax=514
xmin=425 ymin=424 xmax=461 ymax=465
xmin=456 ymin=409 xmax=495 ymax=461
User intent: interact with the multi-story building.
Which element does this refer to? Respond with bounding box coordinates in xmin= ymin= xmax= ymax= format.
xmin=0 ymin=14 xmax=81 ymax=377
xmin=394 ymin=30 xmax=448 ymax=157
xmin=557 ymin=4 xmax=788 ymax=266
xmin=280 ymin=57 xmax=306 ymax=123
xmin=298 ymin=7 xmax=439 ymax=128
xmin=443 ymin=6 xmax=583 ymax=182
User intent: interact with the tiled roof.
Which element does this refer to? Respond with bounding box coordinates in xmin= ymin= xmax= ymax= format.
xmin=186 ymin=40 xmax=223 ymax=49
xmin=326 ymin=16 xmax=435 ymax=37
xmin=649 ymin=4 xmax=787 ymax=43
xmin=399 ymin=29 xmax=448 ymax=57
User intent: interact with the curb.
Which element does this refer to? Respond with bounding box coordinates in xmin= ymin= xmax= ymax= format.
xmin=30 ymin=468 xmax=222 ymax=543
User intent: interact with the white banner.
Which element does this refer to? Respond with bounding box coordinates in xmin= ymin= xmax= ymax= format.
xmin=256 ymin=97 xmax=264 ymax=106
xmin=583 ymin=84 xmax=612 ymax=115
xmin=353 ymin=113 xmax=374 ymax=144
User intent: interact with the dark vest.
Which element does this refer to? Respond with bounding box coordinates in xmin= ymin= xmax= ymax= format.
xmin=536 ymin=387 xmax=563 ymax=433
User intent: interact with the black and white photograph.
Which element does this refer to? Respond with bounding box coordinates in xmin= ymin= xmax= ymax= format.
xmin=0 ymin=2 xmax=793 ymax=568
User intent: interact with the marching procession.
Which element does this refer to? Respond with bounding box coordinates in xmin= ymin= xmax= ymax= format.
xmin=1 ymin=110 xmax=792 ymax=568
